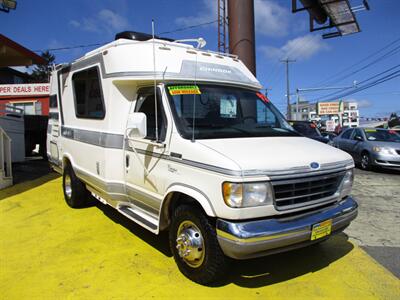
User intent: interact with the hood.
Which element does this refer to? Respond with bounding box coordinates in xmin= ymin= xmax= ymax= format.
xmin=197 ymin=136 xmax=352 ymax=172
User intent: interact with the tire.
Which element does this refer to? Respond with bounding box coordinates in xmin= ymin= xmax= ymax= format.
xmin=360 ymin=152 xmax=371 ymax=170
xmin=169 ymin=204 xmax=228 ymax=285
xmin=62 ymin=163 xmax=92 ymax=208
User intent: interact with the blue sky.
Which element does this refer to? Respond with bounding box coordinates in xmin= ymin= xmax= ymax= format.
xmin=1 ymin=0 xmax=399 ymax=117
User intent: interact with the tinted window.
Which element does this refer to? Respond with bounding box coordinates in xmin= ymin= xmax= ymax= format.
xmin=291 ymin=122 xmax=321 ymax=137
xmin=341 ymin=129 xmax=353 ymax=139
xmin=364 ymin=129 xmax=400 ymax=142
xmin=353 ymin=129 xmax=363 ymax=140
xmin=49 ymin=94 xmax=58 ymax=108
xmin=135 ymin=87 xmax=167 ymax=142
xmin=72 ymin=67 xmax=105 ymax=119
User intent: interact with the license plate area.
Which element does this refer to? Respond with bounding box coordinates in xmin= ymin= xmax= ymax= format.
xmin=311 ymin=219 xmax=332 ymax=240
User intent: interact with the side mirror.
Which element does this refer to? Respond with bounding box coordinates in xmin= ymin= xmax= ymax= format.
xmin=355 ymin=135 xmax=363 ymax=142
xmin=126 ymin=112 xmax=147 ymax=139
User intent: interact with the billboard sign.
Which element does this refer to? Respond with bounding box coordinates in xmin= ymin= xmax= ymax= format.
xmin=0 ymin=83 xmax=50 ymax=97
xmin=317 ymin=101 xmax=343 ymax=115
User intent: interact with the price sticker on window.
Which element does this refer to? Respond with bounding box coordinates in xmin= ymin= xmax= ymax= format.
xmin=168 ymin=85 xmax=201 ymax=95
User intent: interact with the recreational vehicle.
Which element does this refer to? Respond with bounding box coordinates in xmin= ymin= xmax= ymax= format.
xmin=47 ymin=31 xmax=358 ymax=284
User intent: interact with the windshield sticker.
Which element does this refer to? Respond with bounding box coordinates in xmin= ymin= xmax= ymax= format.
xmin=365 ymin=129 xmax=377 ymax=133
xmin=220 ymin=96 xmax=237 ymax=118
xmin=256 ymin=92 xmax=269 ymax=103
xmin=168 ymin=85 xmax=201 ymax=95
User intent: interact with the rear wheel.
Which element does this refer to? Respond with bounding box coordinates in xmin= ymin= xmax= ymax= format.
xmin=62 ymin=163 xmax=93 ymax=208
xmin=169 ymin=205 xmax=228 ymax=285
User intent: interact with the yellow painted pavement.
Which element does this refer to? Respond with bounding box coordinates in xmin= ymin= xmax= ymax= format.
xmin=1 ymin=175 xmax=399 ymax=300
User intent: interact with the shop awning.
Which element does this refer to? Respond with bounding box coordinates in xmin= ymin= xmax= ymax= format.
xmin=0 ymin=34 xmax=46 ymax=67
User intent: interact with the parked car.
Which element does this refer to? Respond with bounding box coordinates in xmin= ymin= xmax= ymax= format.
xmin=333 ymin=128 xmax=400 ymax=170
xmin=48 ymin=31 xmax=358 ymax=284
xmin=288 ymin=120 xmax=329 ymax=143
xmin=389 ymin=125 xmax=400 ymax=134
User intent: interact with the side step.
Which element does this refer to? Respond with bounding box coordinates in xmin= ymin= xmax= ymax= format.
xmin=118 ymin=205 xmax=159 ymax=233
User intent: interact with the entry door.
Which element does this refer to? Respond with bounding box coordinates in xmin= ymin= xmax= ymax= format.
xmin=47 ymin=94 xmax=61 ymax=164
xmin=124 ymin=87 xmax=169 ymax=214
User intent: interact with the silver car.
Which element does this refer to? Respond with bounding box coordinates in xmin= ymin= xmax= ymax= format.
xmin=333 ymin=128 xmax=400 ymax=170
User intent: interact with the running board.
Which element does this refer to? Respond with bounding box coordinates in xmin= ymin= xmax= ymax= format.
xmin=117 ymin=205 xmax=158 ymax=233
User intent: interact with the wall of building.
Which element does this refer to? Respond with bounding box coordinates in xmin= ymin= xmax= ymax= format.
xmin=0 ymin=83 xmax=50 ymax=116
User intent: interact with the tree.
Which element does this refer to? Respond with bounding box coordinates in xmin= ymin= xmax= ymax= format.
xmin=31 ymin=50 xmax=55 ymax=83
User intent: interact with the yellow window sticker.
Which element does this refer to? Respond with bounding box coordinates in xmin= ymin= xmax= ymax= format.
xmin=168 ymin=85 xmax=201 ymax=95
xmin=365 ymin=129 xmax=377 ymax=133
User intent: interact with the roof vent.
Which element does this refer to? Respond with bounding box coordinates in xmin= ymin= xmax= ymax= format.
xmin=115 ymin=31 xmax=174 ymax=42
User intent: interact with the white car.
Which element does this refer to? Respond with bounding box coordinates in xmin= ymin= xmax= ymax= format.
xmin=47 ymin=31 xmax=358 ymax=284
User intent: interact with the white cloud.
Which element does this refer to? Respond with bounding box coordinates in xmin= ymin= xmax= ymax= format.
xmin=98 ymin=9 xmax=129 ymax=31
xmin=260 ymin=34 xmax=328 ymax=61
xmin=254 ymin=0 xmax=289 ymax=36
xmin=175 ymin=0 xmax=215 ymax=27
xmin=348 ymin=99 xmax=373 ymax=108
xmin=69 ymin=9 xmax=130 ymax=34
xmin=175 ymin=0 xmax=289 ymax=37
xmin=69 ymin=20 xmax=80 ymax=28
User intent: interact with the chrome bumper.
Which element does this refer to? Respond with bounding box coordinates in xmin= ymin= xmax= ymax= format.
xmin=216 ymin=196 xmax=358 ymax=259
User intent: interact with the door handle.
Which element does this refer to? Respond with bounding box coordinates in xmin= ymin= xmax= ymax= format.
xmin=126 ymin=154 xmax=130 ymax=168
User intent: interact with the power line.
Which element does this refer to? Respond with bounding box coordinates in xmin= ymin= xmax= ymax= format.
xmin=317 ymin=67 xmax=400 ymax=101
xmin=33 ymin=42 xmax=108 ymax=53
xmin=158 ymin=19 xmax=219 ymax=35
xmin=311 ymin=36 xmax=400 ymax=87
xmin=32 ymin=19 xmax=220 ymax=53
xmin=319 ymin=44 xmax=400 ymax=87
xmin=314 ymin=64 xmax=400 ymax=101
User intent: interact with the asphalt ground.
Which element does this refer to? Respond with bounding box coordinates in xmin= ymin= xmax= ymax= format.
xmin=347 ymin=167 xmax=400 ymax=278
xmin=1 ymin=162 xmax=399 ymax=299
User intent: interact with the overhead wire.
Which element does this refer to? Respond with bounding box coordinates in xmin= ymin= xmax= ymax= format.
xmin=310 ymin=36 xmax=400 ymax=88
xmin=315 ymin=65 xmax=400 ymax=101
xmin=32 ymin=19 xmax=221 ymax=53
xmin=313 ymin=64 xmax=400 ymax=101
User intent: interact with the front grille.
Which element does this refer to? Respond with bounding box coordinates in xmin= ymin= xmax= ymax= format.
xmin=388 ymin=161 xmax=400 ymax=165
xmin=272 ymin=172 xmax=345 ymax=211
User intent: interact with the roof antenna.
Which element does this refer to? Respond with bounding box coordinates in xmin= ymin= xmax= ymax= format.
xmin=152 ymin=19 xmax=159 ymax=142
xmin=191 ymin=51 xmax=198 ymax=143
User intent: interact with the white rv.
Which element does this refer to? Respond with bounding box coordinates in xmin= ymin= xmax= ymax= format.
xmin=47 ymin=31 xmax=357 ymax=284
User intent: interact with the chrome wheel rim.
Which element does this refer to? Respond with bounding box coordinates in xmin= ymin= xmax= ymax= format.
xmin=64 ymin=174 xmax=72 ymax=199
xmin=361 ymin=155 xmax=369 ymax=169
xmin=176 ymin=221 xmax=205 ymax=268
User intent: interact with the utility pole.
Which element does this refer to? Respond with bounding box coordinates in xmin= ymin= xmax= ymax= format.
xmin=281 ymin=58 xmax=296 ymax=119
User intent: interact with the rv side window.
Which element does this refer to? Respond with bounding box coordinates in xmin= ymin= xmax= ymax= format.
xmin=135 ymin=87 xmax=167 ymax=141
xmin=49 ymin=95 xmax=58 ymax=108
xmin=72 ymin=67 xmax=105 ymax=119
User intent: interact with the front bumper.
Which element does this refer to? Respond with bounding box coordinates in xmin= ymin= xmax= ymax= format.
xmin=372 ymin=152 xmax=400 ymax=168
xmin=216 ymin=196 xmax=358 ymax=259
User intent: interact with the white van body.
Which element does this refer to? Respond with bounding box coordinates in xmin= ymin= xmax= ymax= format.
xmin=48 ymin=32 xmax=357 ymax=284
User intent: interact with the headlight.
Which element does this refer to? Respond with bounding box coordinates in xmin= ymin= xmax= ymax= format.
xmin=373 ymin=146 xmax=396 ymax=155
xmin=222 ymin=182 xmax=273 ymax=208
xmin=339 ymin=169 xmax=354 ymax=199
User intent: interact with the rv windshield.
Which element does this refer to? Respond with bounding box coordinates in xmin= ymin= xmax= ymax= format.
xmin=166 ymin=84 xmax=298 ymax=139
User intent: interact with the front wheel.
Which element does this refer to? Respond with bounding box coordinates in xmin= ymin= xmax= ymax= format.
xmin=169 ymin=205 xmax=228 ymax=285
xmin=360 ymin=152 xmax=371 ymax=170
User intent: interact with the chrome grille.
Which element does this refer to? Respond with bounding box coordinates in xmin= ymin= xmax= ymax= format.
xmin=272 ymin=172 xmax=345 ymax=211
